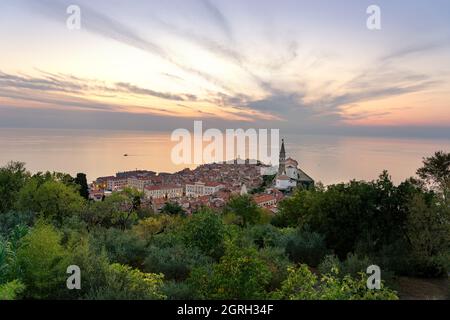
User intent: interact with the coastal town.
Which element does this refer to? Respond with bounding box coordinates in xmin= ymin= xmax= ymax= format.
xmin=89 ymin=140 xmax=315 ymax=214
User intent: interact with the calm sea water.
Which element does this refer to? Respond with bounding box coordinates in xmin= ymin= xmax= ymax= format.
xmin=1 ymin=128 xmax=449 ymax=185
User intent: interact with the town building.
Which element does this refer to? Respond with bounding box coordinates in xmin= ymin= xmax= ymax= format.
xmin=106 ymin=177 xmax=128 ymax=191
xmin=185 ymin=181 xmax=225 ymax=197
xmin=275 ymin=139 xmax=314 ymax=190
xmin=253 ymin=194 xmax=277 ymax=208
xmin=144 ymin=185 xmax=184 ymax=199
xmin=127 ymin=177 xmax=153 ymax=192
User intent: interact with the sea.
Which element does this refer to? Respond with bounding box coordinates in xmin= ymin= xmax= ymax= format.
xmin=1 ymin=128 xmax=449 ymax=185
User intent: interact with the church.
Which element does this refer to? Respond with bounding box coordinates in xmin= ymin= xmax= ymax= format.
xmin=275 ymin=139 xmax=314 ymax=190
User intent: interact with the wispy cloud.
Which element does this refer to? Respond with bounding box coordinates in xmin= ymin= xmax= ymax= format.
xmin=199 ymin=0 xmax=233 ymax=40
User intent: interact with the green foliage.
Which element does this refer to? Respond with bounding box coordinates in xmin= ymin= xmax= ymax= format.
xmin=82 ymin=189 xmax=143 ymax=229
xmin=0 ymin=226 xmax=28 ymax=284
xmin=1 ymin=156 xmax=449 ymax=300
xmin=16 ymin=221 xmax=68 ymax=299
xmin=272 ymin=265 xmax=398 ymax=300
xmin=144 ymin=244 xmax=212 ymax=281
xmin=182 ymin=208 xmax=225 ymax=259
xmin=189 ymin=245 xmax=271 ymax=299
xmin=91 ymin=228 xmax=147 ymax=268
xmin=0 ymin=280 xmax=25 ymax=300
xmin=271 ymin=265 xmax=318 ymax=300
xmin=160 ymin=202 xmax=186 ymax=215
xmin=88 ymin=263 xmax=166 ymax=300
xmin=276 ymin=172 xmax=423 ymax=259
xmin=272 ymin=188 xmax=315 ymax=228
xmin=285 ymin=229 xmax=328 ymax=267
xmin=132 ymin=214 xmax=185 ymax=243
xmin=417 ymin=151 xmax=450 ymax=200
xmin=258 ymin=247 xmax=291 ymax=291
xmin=0 ymin=211 xmax=34 ymax=237
xmin=62 ymin=235 xmax=111 ymax=299
xmin=405 ymin=194 xmax=450 ymax=277
xmin=16 ymin=178 xmax=84 ymax=225
xmin=319 ymin=254 xmax=372 ymax=278
xmin=162 ymin=280 xmax=197 ymax=300
xmin=0 ymin=238 xmax=13 ymax=284
xmin=74 ymin=173 xmax=89 ymax=200
xmin=0 ymin=162 xmax=29 ymax=213
xmin=224 ymin=194 xmax=263 ymax=227
xmin=245 ymin=224 xmax=287 ymax=249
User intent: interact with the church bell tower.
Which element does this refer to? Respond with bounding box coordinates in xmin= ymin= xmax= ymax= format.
xmin=278 ymin=139 xmax=286 ymax=175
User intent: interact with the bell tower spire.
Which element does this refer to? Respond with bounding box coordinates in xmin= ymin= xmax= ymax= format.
xmin=278 ymin=139 xmax=286 ymax=175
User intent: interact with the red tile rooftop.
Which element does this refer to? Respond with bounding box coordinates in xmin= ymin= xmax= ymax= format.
xmin=253 ymin=194 xmax=277 ymax=204
xmin=152 ymin=198 xmax=167 ymax=205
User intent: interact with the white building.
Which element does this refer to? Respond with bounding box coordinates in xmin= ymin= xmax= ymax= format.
xmin=185 ymin=181 xmax=225 ymax=197
xmin=275 ymin=175 xmax=297 ymax=190
xmin=144 ymin=185 xmax=184 ymax=199
xmin=107 ymin=177 xmax=128 ymax=191
xmin=240 ymin=184 xmax=248 ymax=195
xmin=127 ymin=177 xmax=152 ymax=192
xmin=275 ymin=139 xmax=314 ymax=190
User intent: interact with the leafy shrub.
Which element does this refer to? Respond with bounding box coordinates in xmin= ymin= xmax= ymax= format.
xmin=258 ymin=247 xmax=291 ymax=291
xmin=246 ymin=224 xmax=286 ymax=249
xmin=0 ymin=280 xmax=25 ymax=300
xmin=272 ymin=265 xmax=398 ymax=300
xmin=91 ymin=228 xmax=147 ymax=268
xmin=88 ymin=264 xmax=165 ymax=300
xmin=62 ymin=235 xmax=111 ymax=299
xmin=182 ymin=209 xmax=225 ymax=259
xmin=319 ymin=254 xmax=372 ymax=278
xmin=16 ymin=221 xmax=68 ymax=299
xmin=162 ymin=280 xmax=197 ymax=300
xmin=318 ymin=255 xmax=341 ymax=276
xmin=144 ymin=244 xmax=212 ymax=281
xmin=188 ymin=245 xmax=271 ymax=299
xmin=0 ymin=211 xmax=34 ymax=237
xmin=132 ymin=215 xmax=185 ymax=243
xmin=285 ymin=229 xmax=328 ymax=267
xmin=224 ymin=195 xmax=263 ymax=227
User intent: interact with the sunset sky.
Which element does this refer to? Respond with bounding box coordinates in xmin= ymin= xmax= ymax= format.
xmin=1 ymin=0 xmax=450 ymax=136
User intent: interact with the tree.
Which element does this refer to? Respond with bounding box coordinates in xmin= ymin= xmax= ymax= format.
xmin=285 ymin=229 xmax=328 ymax=267
xmin=16 ymin=221 xmax=68 ymax=299
xmin=144 ymin=244 xmax=212 ymax=281
xmin=0 ymin=211 xmax=34 ymax=238
xmin=160 ymin=202 xmax=185 ymax=216
xmin=0 ymin=162 xmax=29 ymax=213
xmin=275 ymin=172 xmax=421 ymax=260
xmin=88 ymin=264 xmax=166 ymax=300
xmin=132 ymin=215 xmax=185 ymax=243
xmin=15 ymin=179 xmax=85 ymax=225
xmin=91 ymin=228 xmax=147 ymax=268
xmin=182 ymin=208 xmax=225 ymax=259
xmin=82 ymin=188 xmax=142 ymax=229
xmin=189 ymin=245 xmax=271 ymax=299
xmin=406 ymin=194 xmax=450 ymax=276
xmin=58 ymin=235 xmax=110 ymax=300
xmin=272 ymin=264 xmax=398 ymax=300
xmin=272 ymin=188 xmax=318 ymax=228
xmin=74 ymin=173 xmax=89 ymax=200
xmin=417 ymin=151 xmax=450 ymax=201
xmin=224 ymin=195 xmax=262 ymax=227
